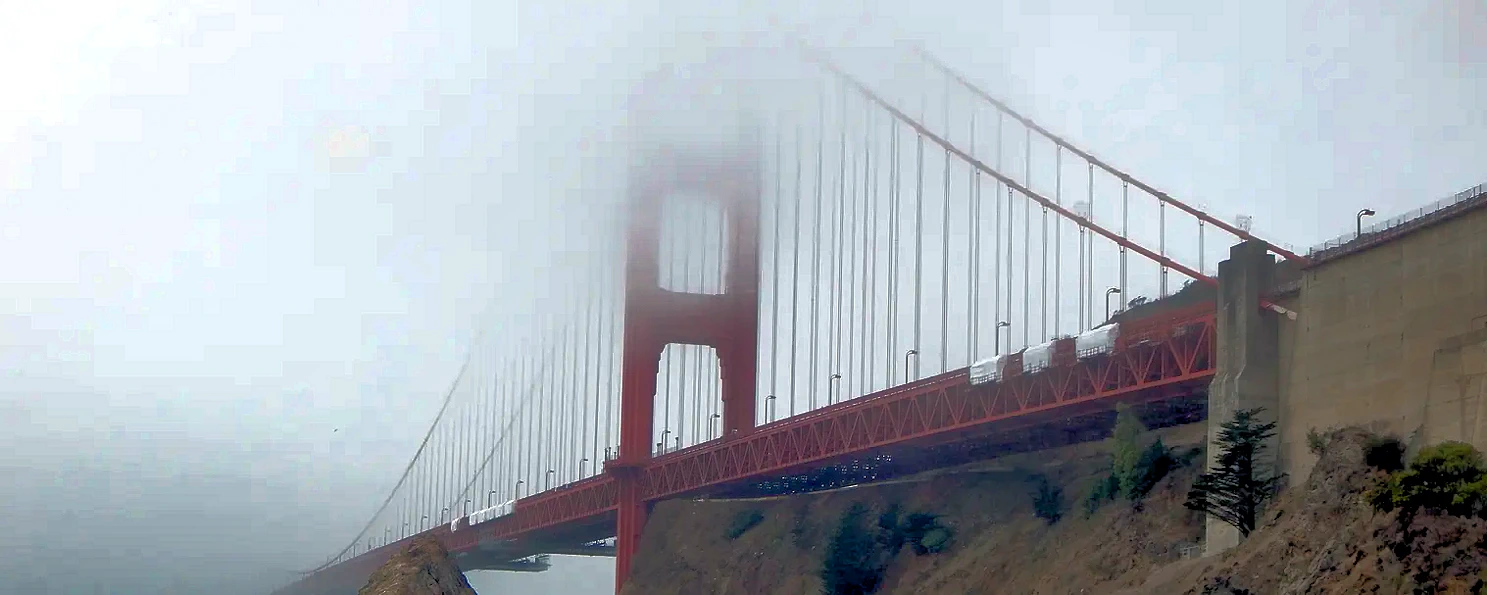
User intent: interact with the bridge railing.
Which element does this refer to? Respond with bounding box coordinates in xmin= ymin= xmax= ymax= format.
xmin=1307 ymin=182 xmax=1486 ymax=259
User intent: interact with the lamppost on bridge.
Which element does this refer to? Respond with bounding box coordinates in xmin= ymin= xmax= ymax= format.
xmin=514 ymin=479 xmax=525 ymax=499
xmin=403 ymin=521 xmax=409 ymax=538
xmin=993 ymin=321 xmax=1010 ymax=355
xmin=487 ymin=490 xmax=498 ymax=507
xmin=420 ymin=514 xmax=429 ymax=531
xmin=904 ymin=349 xmax=918 ymax=381
xmin=579 ymin=457 xmax=590 ymax=478
xmin=710 ymin=413 xmax=721 ymax=440
xmin=384 ymin=527 xmax=391 ymax=545
xmin=1105 ymin=287 xmax=1122 ymax=322
xmin=674 ymin=436 xmax=682 ymax=450
xmin=545 ymin=469 xmax=555 ymax=490
xmin=766 ymin=394 xmax=777 ymax=422
xmin=440 ymin=507 xmax=449 ymax=523
xmin=1357 ymin=208 xmax=1376 ymax=238
xmin=829 ymin=373 xmax=842 ymax=404
xmin=659 ymin=429 xmax=671 ymax=452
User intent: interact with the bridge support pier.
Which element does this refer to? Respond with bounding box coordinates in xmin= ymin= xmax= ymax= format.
xmin=1204 ymin=240 xmax=1282 ymax=555
xmin=611 ymin=138 xmax=762 ymax=592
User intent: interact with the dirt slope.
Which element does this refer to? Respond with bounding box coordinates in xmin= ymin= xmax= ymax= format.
xmin=623 ymin=425 xmax=1487 ymax=594
xmin=622 ymin=423 xmax=1208 ymax=595
xmin=1134 ymin=428 xmax=1487 ymax=594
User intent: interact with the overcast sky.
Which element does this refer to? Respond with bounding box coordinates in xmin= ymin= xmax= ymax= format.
xmin=0 ymin=0 xmax=1481 ymax=593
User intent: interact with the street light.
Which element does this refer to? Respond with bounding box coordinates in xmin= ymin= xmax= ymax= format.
xmin=766 ymin=394 xmax=777 ymax=421
xmin=420 ymin=514 xmax=429 ymax=530
xmin=514 ymin=480 xmax=525 ymax=499
xmin=487 ymin=490 xmax=498 ymax=507
xmin=545 ymin=469 xmax=555 ymax=490
xmin=710 ymin=413 xmax=721 ymax=439
xmin=579 ymin=457 xmax=589 ymax=477
xmin=1105 ymin=287 xmax=1122 ymax=321
xmin=904 ymin=349 xmax=918 ymax=381
xmin=440 ymin=507 xmax=449 ymax=523
xmin=829 ymin=373 xmax=842 ymax=404
xmin=993 ymin=321 xmax=1010 ymax=355
xmin=1357 ymin=208 xmax=1376 ymax=238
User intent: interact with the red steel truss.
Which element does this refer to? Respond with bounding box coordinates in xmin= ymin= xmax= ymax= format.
xmin=481 ymin=301 xmax=1214 ymax=544
xmin=284 ymin=302 xmax=1215 ymax=595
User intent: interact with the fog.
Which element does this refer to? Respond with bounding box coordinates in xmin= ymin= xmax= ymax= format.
xmin=0 ymin=0 xmax=1481 ymax=594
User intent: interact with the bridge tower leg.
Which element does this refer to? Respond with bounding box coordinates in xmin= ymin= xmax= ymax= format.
xmin=609 ymin=139 xmax=762 ymax=593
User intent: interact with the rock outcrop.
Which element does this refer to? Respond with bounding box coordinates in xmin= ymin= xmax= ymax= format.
xmin=358 ymin=536 xmax=478 ymax=595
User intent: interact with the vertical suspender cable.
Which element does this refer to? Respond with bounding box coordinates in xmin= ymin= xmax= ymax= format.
xmin=1053 ymin=147 xmax=1062 ymax=336
xmin=809 ymin=80 xmax=825 ymax=410
xmin=1120 ymin=180 xmax=1129 ymax=306
xmin=912 ymin=99 xmax=926 ymax=380
xmin=769 ymin=118 xmax=783 ymax=419
xmin=850 ymin=99 xmax=862 ymax=398
xmin=582 ymin=259 xmax=596 ymax=477
xmin=939 ymin=78 xmax=952 ymax=372
xmin=993 ymin=113 xmax=1003 ymax=354
xmin=1023 ymin=127 xmax=1032 ymax=347
xmin=832 ymin=85 xmax=847 ymax=402
xmin=663 ymin=199 xmax=677 ymax=447
xmin=968 ymin=108 xmax=978 ymax=363
xmin=862 ymin=107 xmax=876 ymax=393
xmin=1086 ymin=163 xmax=1095 ymax=326
xmin=1159 ymin=202 xmax=1168 ymax=296
xmin=885 ymin=118 xmax=899 ymax=385
xmin=788 ymin=119 xmax=803 ymax=417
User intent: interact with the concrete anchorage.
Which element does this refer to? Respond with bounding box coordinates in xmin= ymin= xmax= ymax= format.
xmin=1203 ymin=240 xmax=1282 ymax=555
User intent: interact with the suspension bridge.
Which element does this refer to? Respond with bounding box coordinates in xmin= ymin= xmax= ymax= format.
xmin=277 ymin=36 xmax=1309 ymax=595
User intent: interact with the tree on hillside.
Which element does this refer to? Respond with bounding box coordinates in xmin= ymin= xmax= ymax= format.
xmin=1185 ymin=408 xmax=1282 ymax=537
xmin=1111 ymin=404 xmax=1148 ymax=499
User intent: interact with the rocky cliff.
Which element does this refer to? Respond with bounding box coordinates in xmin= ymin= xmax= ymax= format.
xmin=358 ymin=535 xmax=478 ymax=595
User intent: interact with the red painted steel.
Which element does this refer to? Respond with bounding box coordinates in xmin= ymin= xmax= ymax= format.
xmin=284 ymin=303 xmax=1215 ymax=595
xmin=483 ymin=302 xmax=1213 ymax=540
xmin=609 ymin=140 xmax=763 ymax=590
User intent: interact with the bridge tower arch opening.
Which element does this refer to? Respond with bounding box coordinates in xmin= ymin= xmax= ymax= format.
xmin=611 ymin=132 xmax=763 ymax=590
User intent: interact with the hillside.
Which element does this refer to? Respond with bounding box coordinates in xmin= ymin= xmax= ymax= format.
xmin=622 ymin=423 xmax=1209 ymax=595
xmin=622 ymin=424 xmax=1487 ymax=594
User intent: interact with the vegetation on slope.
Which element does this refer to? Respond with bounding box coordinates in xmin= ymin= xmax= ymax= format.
xmin=620 ymin=423 xmax=1209 ymax=595
xmin=622 ymin=420 xmax=1487 ymax=595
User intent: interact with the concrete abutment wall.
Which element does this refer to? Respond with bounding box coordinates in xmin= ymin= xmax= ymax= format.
xmin=1205 ymin=203 xmax=1487 ymax=555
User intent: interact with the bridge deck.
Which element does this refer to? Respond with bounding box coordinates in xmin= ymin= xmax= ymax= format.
xmin=281 ymin=301 xmax=1214 ymax=594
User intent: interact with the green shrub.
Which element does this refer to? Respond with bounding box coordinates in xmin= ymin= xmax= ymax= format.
xmin=1370 ymin=441 xmax=1487 ymax=518
xmin=725 ymin=509 xmax=765 ymax=540
xmin=1306 ymin=427 xmax=1327 ymax=456
xmin=1083 ymin=473 xmax=1119 ymax=516
xmin=1032 ymin=475 xmax=1065 ymax=524
xmin=1111 ymin=404 xmax=1148 ymax=499
xmin=1128 ymin=439 xmax=1178 ymax=500
xmin=916 ymin=527 xmax=952 ymax=554
xmin=821 ymin=503 xmax=883 ymax=595
xmin=876 ymin=503 xmax=905 ymax=554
